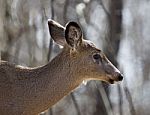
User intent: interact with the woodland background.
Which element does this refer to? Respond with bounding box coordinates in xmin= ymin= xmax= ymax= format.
xmin=0 ymin=0 xmax=150 ymax=115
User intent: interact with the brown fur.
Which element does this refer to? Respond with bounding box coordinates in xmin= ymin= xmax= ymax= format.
xmin=0 ymin=20 xmax=123 ymax=115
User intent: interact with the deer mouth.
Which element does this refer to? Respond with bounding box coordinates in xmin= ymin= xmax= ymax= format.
xmin=108 ymin=79 xmax=115 ymax=84
xmin=107 ymin=73 xmax=123 ymax=84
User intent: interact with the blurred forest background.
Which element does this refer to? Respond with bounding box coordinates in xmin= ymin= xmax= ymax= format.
xmin=0 ymin=0 xmax=150 ymax=115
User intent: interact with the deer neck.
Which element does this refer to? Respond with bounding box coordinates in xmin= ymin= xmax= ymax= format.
xmin=29 ymin=47 xmax=81 ymax=110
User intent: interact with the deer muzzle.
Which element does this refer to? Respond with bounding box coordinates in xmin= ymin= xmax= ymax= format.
xmin=107 ymin=72 xmax=123 ymax=84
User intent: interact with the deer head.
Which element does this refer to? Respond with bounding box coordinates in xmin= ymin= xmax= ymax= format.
xmin=48 ymin=19 xmax=123 ymax=84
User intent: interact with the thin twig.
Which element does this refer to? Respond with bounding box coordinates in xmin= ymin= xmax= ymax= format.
xmin=63 ymin=0 xmax=69 ymax=24
xmin=123 ymin=78 xmax=136 ymax=115
xmin=94 ymin=81 xmax=114 ymax=115
xmin=70 ymin=92 xmax=81 ymax=115
xmin=47 ymin=0 xmax=54 ymax=61
xmin=99 ymin=0 xmax=111 ymax=19
xmin=117 ymin=84 xmax=123 ymax=115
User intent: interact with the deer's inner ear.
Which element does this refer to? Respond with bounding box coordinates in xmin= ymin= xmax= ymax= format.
xmin=65 ymin=22 xmax=83 ymax=48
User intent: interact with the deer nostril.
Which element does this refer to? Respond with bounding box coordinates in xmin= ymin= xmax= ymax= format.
xmin=118 ymin=74 xmax=123 ymax=81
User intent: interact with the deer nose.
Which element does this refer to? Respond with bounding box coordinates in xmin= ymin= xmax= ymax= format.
xmin=113 ymin=72 xmax=123 ymax=81
xmin=117 ymin=74 xmax=123 ymax=81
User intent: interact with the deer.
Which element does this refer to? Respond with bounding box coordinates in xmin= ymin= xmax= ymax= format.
xmin=0 ymin=19 xmax=123 ymax=115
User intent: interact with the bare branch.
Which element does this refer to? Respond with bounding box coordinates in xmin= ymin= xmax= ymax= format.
xmin=94 ymin=81 xmax=114 ymax=115
xmin=63 ymin=0 xmax=69 ymax=24
xmin=99 ymin=0 xmax=111 ymax=19
xmin=47 ymin=0 xmax=54 ymax=61
xmin=70 ymin=92 xmax=81 ymax=115
xmin=118 ymin=84 xmax=123 ymax=115
xmin=123 ymin=79 xmax=136 ymax=115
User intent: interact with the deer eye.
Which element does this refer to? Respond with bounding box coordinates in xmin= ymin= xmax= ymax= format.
xmin=93 ymin=54 xmax=102 ymax=61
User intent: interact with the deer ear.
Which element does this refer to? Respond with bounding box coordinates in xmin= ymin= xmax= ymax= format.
xmin=65 ymin=22 xmax=83 ymax=48
xmin=48 ymin=19 xmax=66 ymax=46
